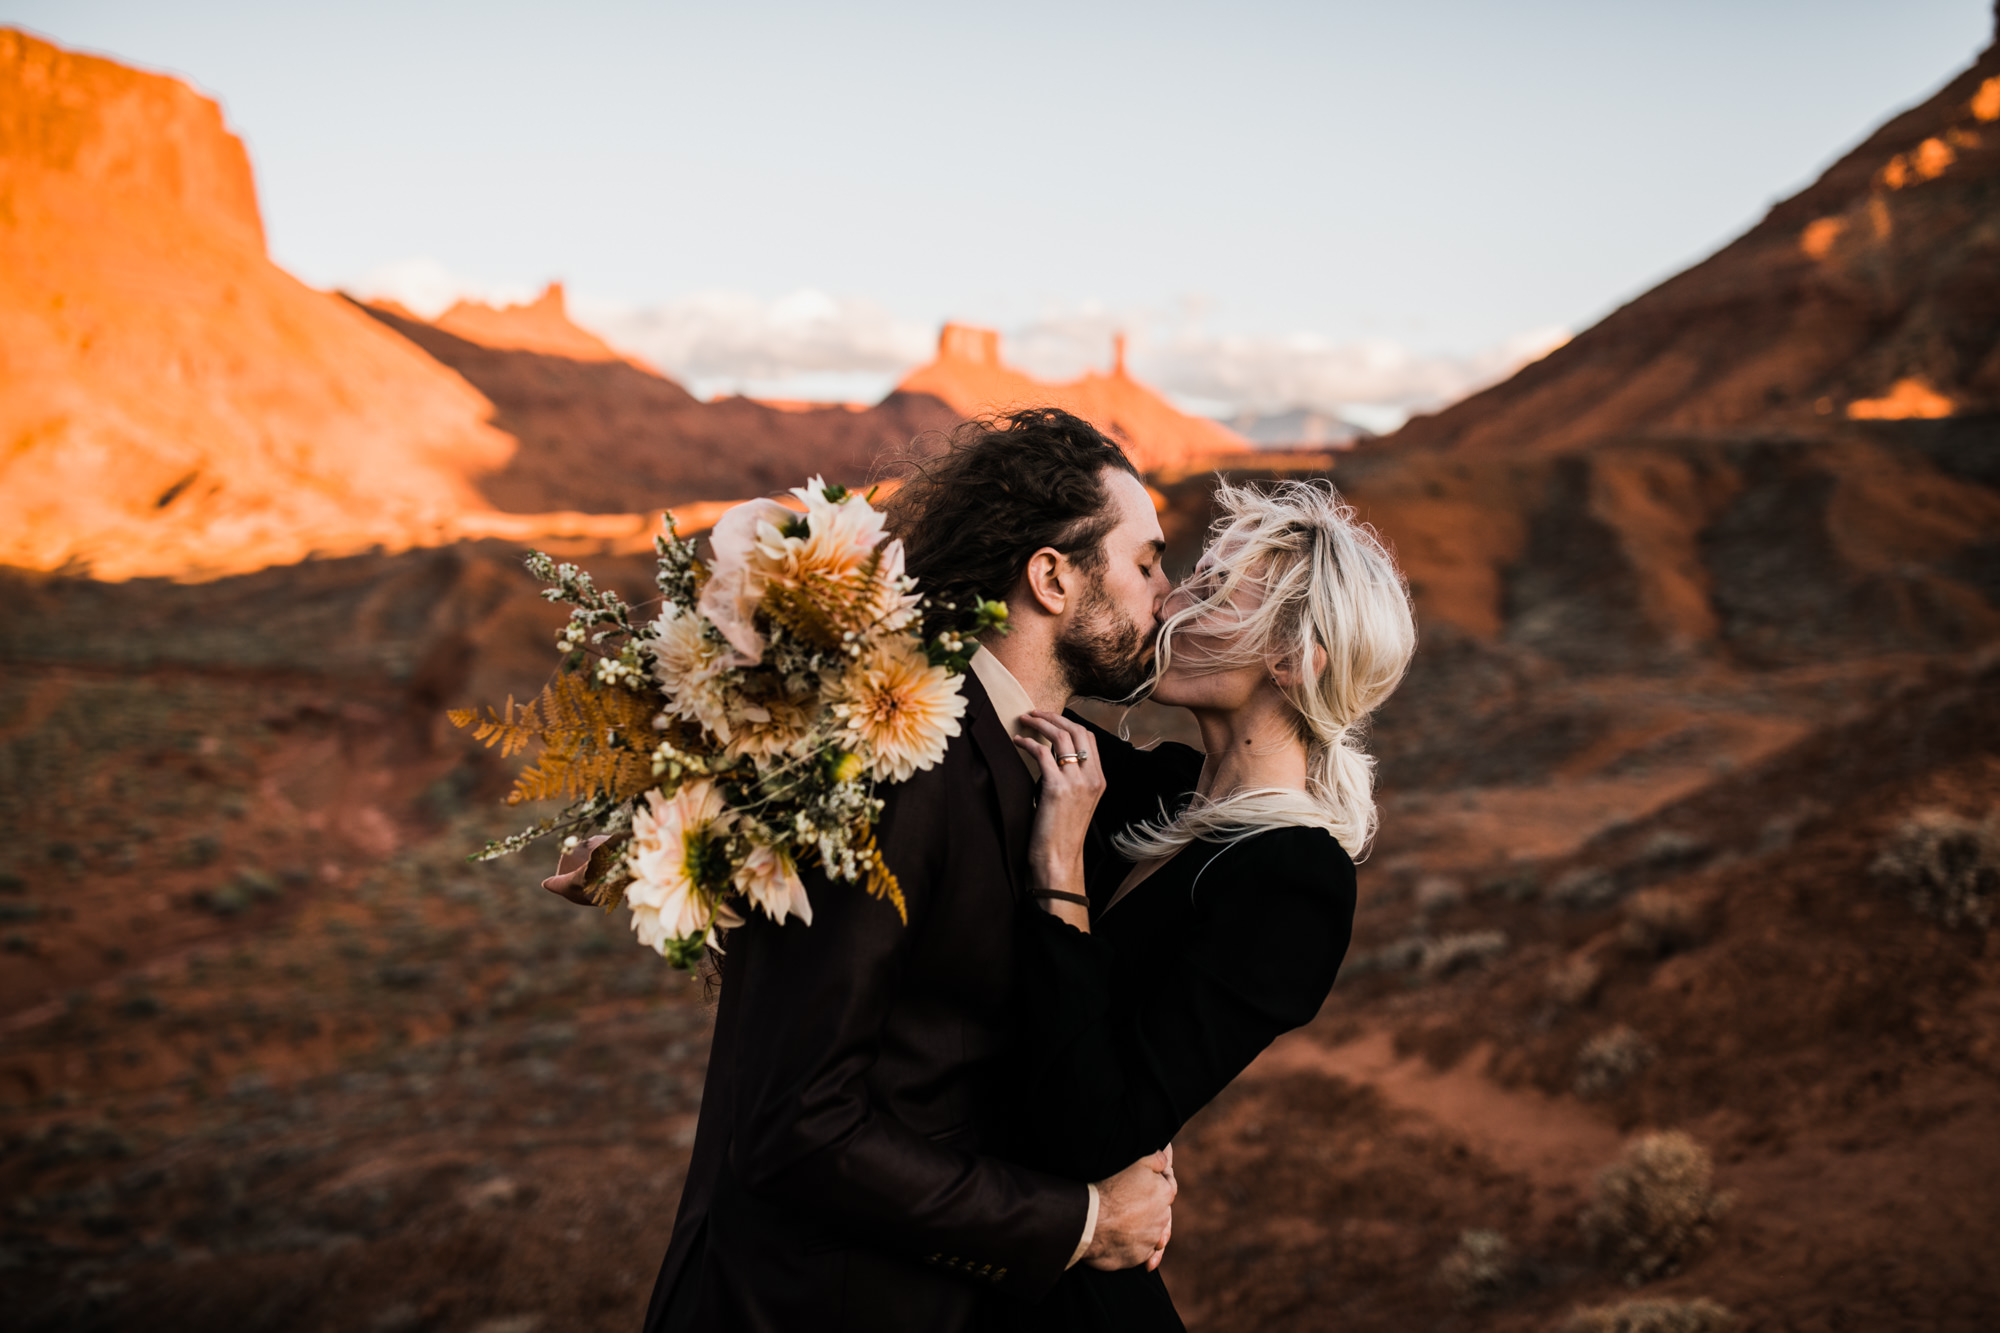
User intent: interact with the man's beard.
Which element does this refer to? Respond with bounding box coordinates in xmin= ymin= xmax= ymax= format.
xmin=1055 ymin=581 xmax=1154 ymax=703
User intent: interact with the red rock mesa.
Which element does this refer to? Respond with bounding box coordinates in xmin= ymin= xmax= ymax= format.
xmin=427 ymin=283 xmax=648 ymax=368
xmin=897 ymin=323 xmax=1248 ymax=474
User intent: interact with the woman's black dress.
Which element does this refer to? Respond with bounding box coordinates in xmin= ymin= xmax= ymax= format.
xmin=1000 ymin=722 xmax=1358 ymax=1331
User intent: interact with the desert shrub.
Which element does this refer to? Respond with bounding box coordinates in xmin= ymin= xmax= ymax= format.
xmin=1560 ymin=1297 xmax=1739 ymax=1333
xmin=1553 ymin=866 xmax=1621 ymax=909
xmin=1619 ymin=889 xmax=1703 ymax=958
xmin=1340 ymin=934 xmax=1430 ymax=978
xmin=1584 ymin=1131 xmax=1729 ymax=1284
xmin=1636 ymin=830 xmax=1710 ymax=871
xmin=1546 ymin=953 xmax=1604 ymax=1007
xmin=1575 ymin=1025 xmax=1657 ymax=1097
xmin=1422 ymin=930 xmax=1509 ymax=977
xmin=1479 ymin=868 xmax=1541 ymax=900
xmin=1433 ymin=1228 xmax=1523 ymax=1309
xmin=1872 ymin=808 xmax=1999 ymax=930
xmin=1345 ymin=931 xmax=1508 ymax=980
xmin=1414 ymin=874 xmax=1466 ymax=913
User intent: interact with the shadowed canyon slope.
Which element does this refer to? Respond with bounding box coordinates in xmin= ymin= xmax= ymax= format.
xmin=357 ymin=292 xmax=962 ymax=514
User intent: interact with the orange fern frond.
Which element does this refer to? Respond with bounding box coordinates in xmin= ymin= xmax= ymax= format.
xmin=857 ymin=825 xmax=908 ymax=925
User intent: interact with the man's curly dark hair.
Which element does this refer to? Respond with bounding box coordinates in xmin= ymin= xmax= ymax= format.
xmin=886 ymin=408 xmax=1140 ymax=637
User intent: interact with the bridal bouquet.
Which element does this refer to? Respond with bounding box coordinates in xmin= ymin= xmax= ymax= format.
xmin=451 ymin=478 xmax=1003 ymax=970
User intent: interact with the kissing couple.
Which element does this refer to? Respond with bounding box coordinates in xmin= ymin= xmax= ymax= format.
xmin=564 ymin=408 xmax=1416 ymax=1332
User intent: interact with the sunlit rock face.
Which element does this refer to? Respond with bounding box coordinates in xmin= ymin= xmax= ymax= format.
xmin=0 ymin=28 xmax=516 ymax=580
xmin=897 ymin=323 xmax=1249 ymax=475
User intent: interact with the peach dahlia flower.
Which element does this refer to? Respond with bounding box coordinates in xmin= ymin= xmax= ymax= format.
xmin=625 ymin=781 xmax=742 ymax=952
xmin=838 ymin=639 xmax=966 ymax=784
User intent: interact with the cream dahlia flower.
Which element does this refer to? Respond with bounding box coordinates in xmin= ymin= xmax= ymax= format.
xmin=721 ymin=693 xmax=816 ymax=763
xmin=646 ymin=603 xmax=736 ymax=741
xmin=625 ymin=781 xmax=742 ymax=953
xmin=733 ymin=841 xmax=813 ymax=926
xmin=838 ymin=639 xmax=967 ymax=783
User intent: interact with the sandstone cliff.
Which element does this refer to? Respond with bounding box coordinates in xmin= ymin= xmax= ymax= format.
xmin=0 ymin=28 xmax=520 ymax=580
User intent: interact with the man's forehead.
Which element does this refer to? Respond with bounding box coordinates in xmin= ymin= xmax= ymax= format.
xmin=1104 ymin=469 xmax=1165 ymax=544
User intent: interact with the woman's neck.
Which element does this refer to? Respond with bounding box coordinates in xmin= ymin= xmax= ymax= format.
xmin=1189 ymin=697 xmax=1309 ymax=802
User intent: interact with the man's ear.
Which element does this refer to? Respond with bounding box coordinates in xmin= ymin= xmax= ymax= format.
xmin=1020 ymin=548 xmax=1069 ymax=617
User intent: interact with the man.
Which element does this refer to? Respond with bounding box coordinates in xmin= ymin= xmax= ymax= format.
xmin=636 ymin=408 xmax=1176 ymax=1331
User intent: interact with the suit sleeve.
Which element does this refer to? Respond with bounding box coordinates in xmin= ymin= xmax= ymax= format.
xmin=1012 ymin=832 xmax=1356 ymax=1183
xmin=722 ymin=756 xmax=1089 ymax=1300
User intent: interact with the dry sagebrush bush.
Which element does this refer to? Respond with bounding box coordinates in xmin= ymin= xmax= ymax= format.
xmin=1619 ymin=889 xmax=1704 ymax=957
xmin=1872 ymin=808 xmax=1999 ymax=929
xmin=1560 ymin=1297 xmax=1739 ymax=1333
xmin=1421 ymin=929 xmax=1510 ymax=977
xmin=1432 ymin=1228 xmax=1524 ymax=1309
xmin=1584 ymin=1131 xmax=1730 ymax=1284
xmin=1546 ymin=953 xmax=1604 ymax=1007
xmin=1575 ymin=1025 xmax=1658 ymax=1097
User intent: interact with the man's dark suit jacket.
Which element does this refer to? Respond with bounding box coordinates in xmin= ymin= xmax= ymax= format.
xmin=644 ymin=671 xmax=1090 ymax=1333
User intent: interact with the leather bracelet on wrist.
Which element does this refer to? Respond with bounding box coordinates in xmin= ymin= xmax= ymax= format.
xmin=1030 ymin=889 xmax=1091 ymax=909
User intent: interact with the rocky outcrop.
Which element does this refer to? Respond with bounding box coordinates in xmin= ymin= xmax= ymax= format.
xmin=897 ymin=323 xmax=1248 ymax=474
xmin=428 ymin=283 xmax=644 ymax=366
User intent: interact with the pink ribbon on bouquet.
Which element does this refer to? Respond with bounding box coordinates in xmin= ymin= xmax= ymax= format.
xmin=543 ymin=834 xmax=617 ymax=898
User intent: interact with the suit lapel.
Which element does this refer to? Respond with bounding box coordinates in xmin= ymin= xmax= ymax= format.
xmin=961 ymin=671 xmax=1037 ymax=901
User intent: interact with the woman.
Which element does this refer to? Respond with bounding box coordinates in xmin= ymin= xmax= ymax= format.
xmin=1003 ymin=479 xmax=1417 ymax=1331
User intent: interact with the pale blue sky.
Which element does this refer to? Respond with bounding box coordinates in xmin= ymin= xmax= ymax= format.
xmin=6 ymin=1 xmax=1992 ymax=412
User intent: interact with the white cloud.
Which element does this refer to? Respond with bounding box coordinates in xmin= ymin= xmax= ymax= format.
xmin=580 ymin=289 xmax=935 ymax=402
xmin=349 ymin=257 xmax=540 ymax=320
xmin=1137 ymin=323 xmax=1570 ymax=427
xmin=340 ymin=261 xmax=1566 ymax=423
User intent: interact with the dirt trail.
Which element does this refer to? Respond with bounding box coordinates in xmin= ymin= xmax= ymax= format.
xmin=1245 ymin=1027 xmax=1623 ymax=1214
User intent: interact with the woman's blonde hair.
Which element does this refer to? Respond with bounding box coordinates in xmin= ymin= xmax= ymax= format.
xmin=1114 ymin=479 xmax=1416 ymax=861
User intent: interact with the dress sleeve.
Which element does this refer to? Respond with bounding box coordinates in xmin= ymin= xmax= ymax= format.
xmin=1010 ymin=830 xmax=1356 ymax=1184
